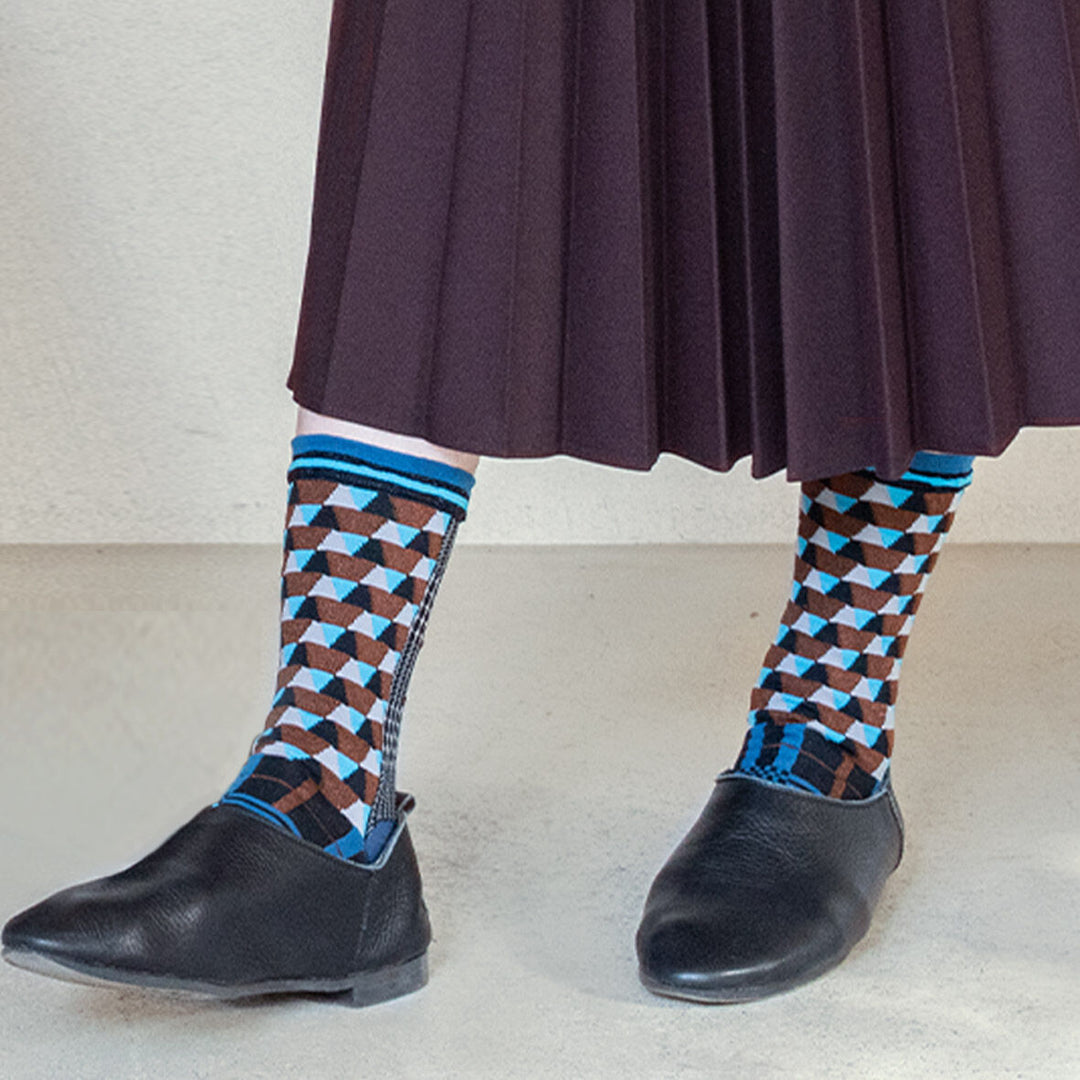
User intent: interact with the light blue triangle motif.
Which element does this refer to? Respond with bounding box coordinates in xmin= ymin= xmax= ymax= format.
xmin=818 ymin=724 xmax=847 ymax=744
xmin=334 ymin=752 xmax=358 ymax=779
xmin=817 ymin=570 xmax=840 ymax=593
xmin=307 ymin=669 xmax=335 ymax=692
xmin=342 ymin=532 xmax=370 ymax=557
xmin=393 ymin=523 xmax=421 ymax=547
xmin=331 ymin=576 xmax=357 ymax=602
xmin=348 ymin=487 xmax=379 ymax=511
xmin=885 ymin=483 xmax=910 ymax=508
xmin=826 ymin=529 xmax=850 ymax=554
xmin=864 ymin=566 xmax=893 ymax=589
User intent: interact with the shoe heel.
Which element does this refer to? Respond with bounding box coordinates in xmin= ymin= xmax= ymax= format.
xmin=342 ymin=953 xmax=428 ymax=1008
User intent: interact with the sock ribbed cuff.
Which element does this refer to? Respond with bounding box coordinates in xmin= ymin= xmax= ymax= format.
xmin=290 ymin=434 xmax=475 ymax=520
xmin=904 ymin=451 xmax=976 ymax=483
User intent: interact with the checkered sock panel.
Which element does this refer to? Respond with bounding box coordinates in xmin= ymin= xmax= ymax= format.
xmin=729 ymin=452 xmax=974 ymax=800
xmin=218 ymin=434 xmax=473 ymax=862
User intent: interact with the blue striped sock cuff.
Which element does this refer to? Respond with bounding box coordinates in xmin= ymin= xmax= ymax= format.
xmin=904 ymin=451 xmax=975 ymax=489
xmin=289 ymin=434 xmax=475 ymax=519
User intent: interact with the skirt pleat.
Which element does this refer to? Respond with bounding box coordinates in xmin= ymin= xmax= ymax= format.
xmin=289 ymin=1 xmax=1080 ymax=480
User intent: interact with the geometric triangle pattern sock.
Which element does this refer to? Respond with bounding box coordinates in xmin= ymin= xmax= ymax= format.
xmin=729 ymin=451 xmax=974 ymax=800
xmin=218 ymin=433 xmax=474 ymax=862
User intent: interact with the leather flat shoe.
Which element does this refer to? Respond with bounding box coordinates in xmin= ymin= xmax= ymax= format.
xmin=636 ymin=774 xmax=904 ymax=1003
xmin=2 ymin=794 xmax=431 ymax=1007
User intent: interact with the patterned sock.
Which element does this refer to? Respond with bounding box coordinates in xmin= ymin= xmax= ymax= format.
xmin=730 ymin=451 xmax=974 ymax=799
xmin=219 ymin=434 xmax=474 ymax=862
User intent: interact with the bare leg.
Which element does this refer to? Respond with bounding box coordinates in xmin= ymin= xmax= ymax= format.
xmin=295 ymin=406 xmax=480 ymax=475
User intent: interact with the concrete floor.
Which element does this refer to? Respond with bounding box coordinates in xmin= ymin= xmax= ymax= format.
xmin=0 ymin=543 xmax=1077 ymax=1080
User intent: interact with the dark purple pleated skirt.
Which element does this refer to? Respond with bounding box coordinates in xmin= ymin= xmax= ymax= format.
xmin=287 ymin=1 xmax=1080 ymax=481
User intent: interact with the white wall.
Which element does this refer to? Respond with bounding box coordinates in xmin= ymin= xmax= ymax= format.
xmin=3 ymin=2 xmax=1078 ymax=546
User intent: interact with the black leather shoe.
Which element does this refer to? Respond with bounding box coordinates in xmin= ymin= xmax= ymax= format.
xmin=636 ymin=774 xmax=904 ymax=1003
xmin=2 ymin=794 xmax=431 ymax=1007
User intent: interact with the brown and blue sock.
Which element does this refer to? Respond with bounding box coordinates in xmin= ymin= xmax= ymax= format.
xmin=730 ymin=452 xmax=974 ymax=799
xmin=219 ymin=434 xmax=473 ymax=861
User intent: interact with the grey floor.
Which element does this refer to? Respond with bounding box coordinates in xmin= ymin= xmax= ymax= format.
xmin=0 ymin=544 xmax=1077 ymax=1080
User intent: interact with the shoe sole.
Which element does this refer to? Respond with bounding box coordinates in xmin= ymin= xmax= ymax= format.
xmin=1 ymin=946 xmax=428 ymax=1008
xmin=638 ymin=951 xmax=843 ymax=1005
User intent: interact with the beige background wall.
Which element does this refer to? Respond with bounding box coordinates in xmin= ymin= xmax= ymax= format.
xmin=3 ymin=2 xmax=1078 ymax=546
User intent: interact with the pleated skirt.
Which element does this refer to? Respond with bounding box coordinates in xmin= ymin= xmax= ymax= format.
xmin=287 ymin=0 xmax=1080 ymax=480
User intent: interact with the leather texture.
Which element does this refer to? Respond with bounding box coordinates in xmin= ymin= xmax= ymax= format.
xmin=636 ymin=774 xmax=904 ymax=1003
xmin=1 ymin=795 xmax=431 ymax=1003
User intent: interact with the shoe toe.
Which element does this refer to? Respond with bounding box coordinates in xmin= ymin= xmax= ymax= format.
xmin=636 ymin=776 xmax=903 ymax=1003
xmin=3 ymin=898 xmax=68 ymax=957
xmin=2 ymin=876 xmax=170 ymax=975
xmin=637 ymin=898 xmax=848 ymax=1002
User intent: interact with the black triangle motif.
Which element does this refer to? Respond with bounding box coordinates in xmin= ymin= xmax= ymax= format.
xmin=285 ymin=643 xmax=309 ymax=669
xmin=302 ymin=550 xmax=333 ymax=577
xmin=310 ymin=506 xmax=339 ymax=530
xmin=311 ymin=720 xmax=340 ymax=747
xmin=322 ymin=677 xmax=350 ymax=704
xmin=837 ymin=541 xmax=866 ymax=563
xmin=878 ymin=574 xmax=904 ymax=596
xmin=848 ymin=653 xmax=871 ymax=675
xmin=846 ymin=501 xmax=877 ymax=523
xmin=393 ymin=577 xmax=419 ymax=602
xmin=840 ymin=697 xmax=865 ymax=721
xmin=333 ymin=631 xmax=358 ymax=658
xmin=827 ymin=580 xmax=855 ymax=605
xmin=344 ymin=584 xmax=374 ymax=610
xmin=364 ymin=490 xmax=397 ymax=518
xmin=358 ymin=539 xmax=385 ymax=563
xmin=407 ymin=531 xmax=434 ymax=555
xmin=295 ymin=596 xmax=321 ymax=622
xmin=899 ymin=491 xmax=930 ymax=514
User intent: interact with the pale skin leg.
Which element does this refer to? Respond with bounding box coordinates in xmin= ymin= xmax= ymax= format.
xmin=295 ymin=405 xmax=480 ymax=475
